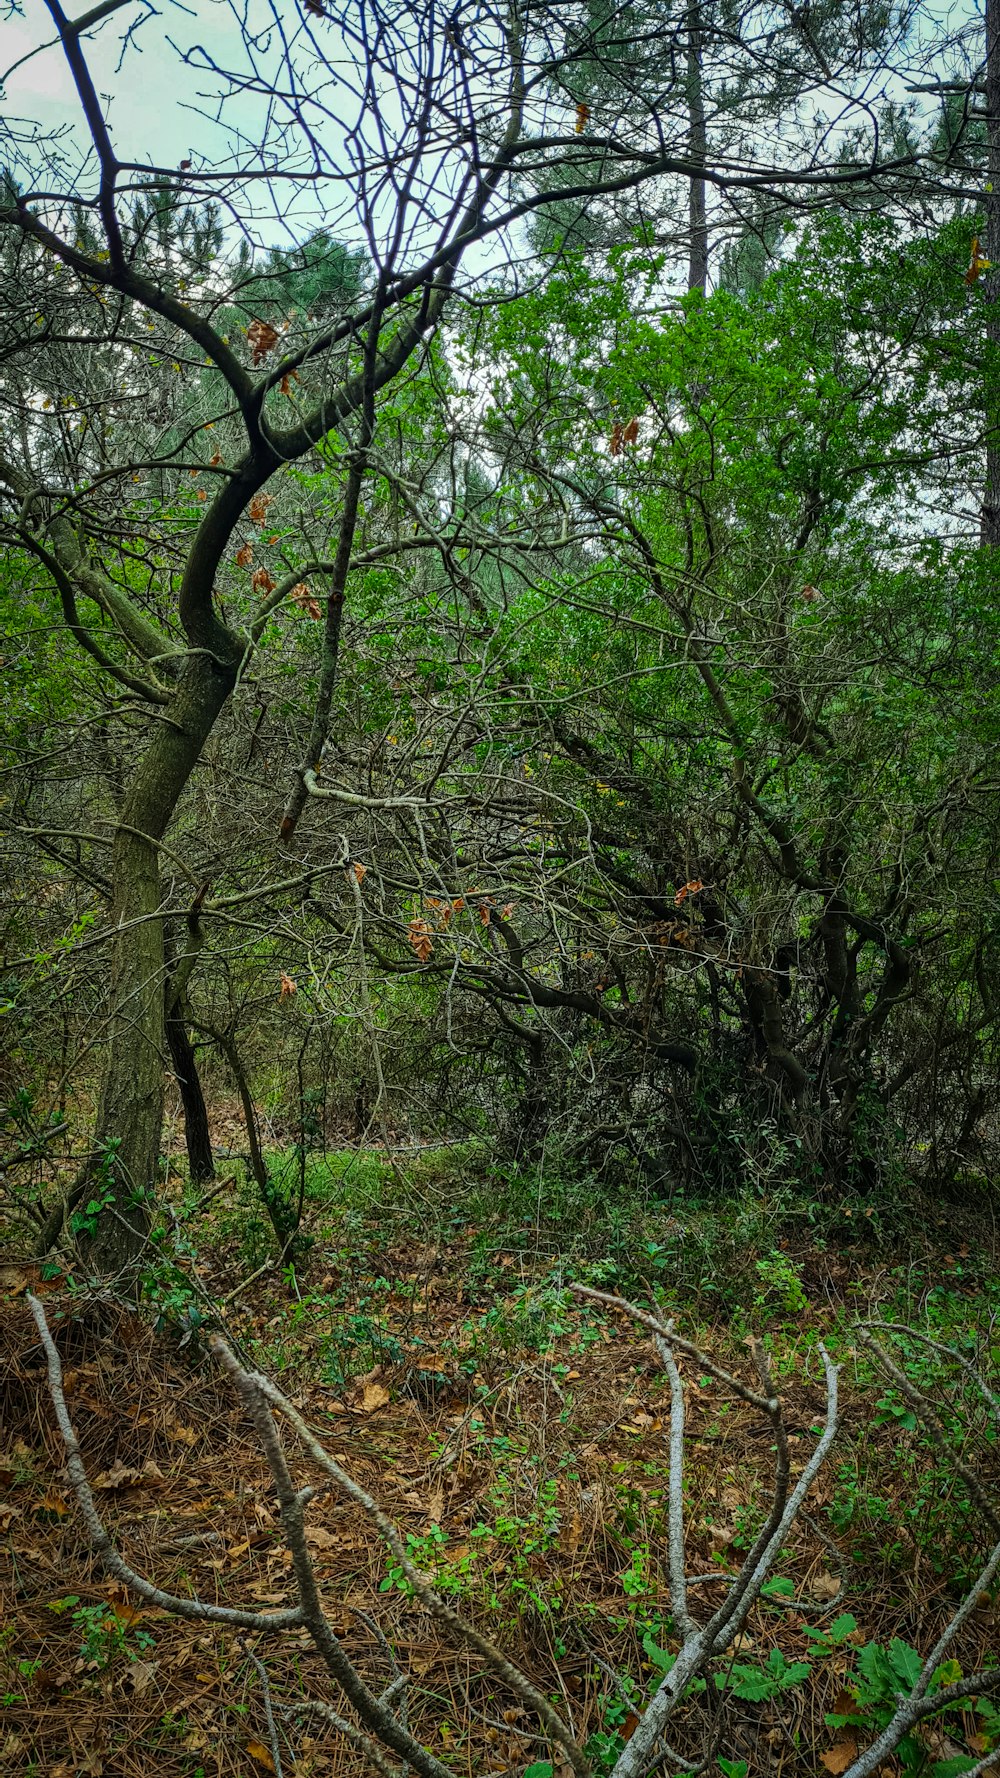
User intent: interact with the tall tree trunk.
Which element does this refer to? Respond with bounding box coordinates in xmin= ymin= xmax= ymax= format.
xmin=687 ymin=1 xmax=709 ymax=295
xmin=83 ymin=653 xmax=237 ymax=1272
xmin=982 ymin=0 xmax=1000 ymax=545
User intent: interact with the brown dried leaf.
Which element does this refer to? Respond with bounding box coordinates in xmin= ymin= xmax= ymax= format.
xmin=93 ymin=1458 xmax=164 ymax=1490
xmin=821 ymin=1733 xmax=859 ymax=1774
xmin=290 ymin=580 xmax=322 ymax=620
xmin=247 ymin=319 xmax=279 ymax=365
xmin=360 ymin=1382 xmax=390 ymax=1413
xmin=810 ymin=1570 xmax=842 ymax=1601
xmin=127 ymin=1658 xmax=159 ymax=1696
xmin=304 ymin=1524 xmax=338 ymax=1550
xmin=407 ymin=918 xmax=434 ymax=963
xmin=35 ymin=1491 xmax=71 ymax=1517
xmin=559 ymin=1509 xmax=583 ymax=1555
xmin=166 ymin=1420 xmax=199 ymax=1445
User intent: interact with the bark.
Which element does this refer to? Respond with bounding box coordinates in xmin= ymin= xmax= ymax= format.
xmin=166 ymin=1012 xmax=215 ymax=1184
xmin=82 ymin=650 xmax=239 ymax=1273
xmin=982 ymin=0 xmax=1000 ymax=546
xmin=686 ymin=1 xmax=709 ymax=295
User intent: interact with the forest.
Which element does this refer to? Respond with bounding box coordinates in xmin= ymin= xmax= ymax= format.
xmin=2 ymin=2 xmax=1000 ymax=1776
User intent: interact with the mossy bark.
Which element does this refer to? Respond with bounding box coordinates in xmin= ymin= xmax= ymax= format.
xmin=83 ymin=652 xmax=238 ymax=1273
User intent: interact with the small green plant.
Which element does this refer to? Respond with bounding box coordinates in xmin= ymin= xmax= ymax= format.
xmin=753 ymin=1248 xmax=808 ymax=1317
xmin=716 ymin=1645 xmax=812 ymax=1703
xmin=48 ymin=1595 xmax=156 ymax=1668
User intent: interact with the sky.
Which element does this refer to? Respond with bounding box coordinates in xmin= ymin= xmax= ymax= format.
xmin=0 ymin=0 xmax=361 ymax=248
xmin=0 ymin=0 xmax=987 ymax=272
xmin=3 ymin=1 xmax=241 ymax=166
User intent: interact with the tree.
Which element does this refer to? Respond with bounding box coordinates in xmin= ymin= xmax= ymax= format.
xmin=0 ymin=0 xmax=982 ymax=1267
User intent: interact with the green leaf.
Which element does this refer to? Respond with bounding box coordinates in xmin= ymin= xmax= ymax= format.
xmin=761 ymin=1576 xmax=796 ymax=1597
xmin=889 ymin=1640 xmax=923 ymax=1689
xmin=642 ymin=1633 xmax=675 ymax=1672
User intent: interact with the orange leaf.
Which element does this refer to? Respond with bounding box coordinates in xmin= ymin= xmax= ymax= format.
xmin=279 ymin=370 xmax=299 ymax=396
xmin=574 ymin=101 xmax=590 ymax=134
xmin=966 ymin=234 xmax=992 ymax=285
xmin=408 ymin=918 xmax=434 ymax=962
xmin=209 ymin=451 xmax=223 ymax=467
xmin=248 ymin=493 xmax=274 ymax=527
xmin=360 ymin=1382 xmax=390 ymax=1413
xmin=622 ymin=417 xmax=640 ymax=446
xmin=353 ymin=861 xmax=367 ymax=883
xmin=36 ymin=1492 xmax=71 ymax=1518
xmin=252 ymin=567 xmax=277 ymax=594
xmin=247 ymin=319 xmax=279 ymax=365
xmin=279 ymin=972 xmax=297 ymax=1000
xmin=246 ymin=1741 xmax=277 ymax=1773
xmin=290 ymin=581 xmax=321 ymax=620
xmin=674 ymin=878 xmax=703 ymax=906
xmin=235 ymin=543 xmax=253 ymax=568
xmin=609 ymin=421 xmax=624 ymax=457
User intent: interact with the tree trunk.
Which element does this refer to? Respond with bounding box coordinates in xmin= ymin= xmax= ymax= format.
xmin=166 ymin=1011 xmax=215 ymax=1183
xmin=687 ymin=1 xmax=709 ymax=295
xmin=982 ymin=0 xmax=1000 ymax=545
xmin=83 ymin=653 xmax=238 ymax=1272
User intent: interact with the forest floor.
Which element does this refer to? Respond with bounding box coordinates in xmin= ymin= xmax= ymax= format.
xmin=2 ymin=1145 xmax=1000 ymax=1778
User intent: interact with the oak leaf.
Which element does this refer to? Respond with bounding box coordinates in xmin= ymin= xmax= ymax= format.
xmin=290 ymin=581 xmax=322 ymax=620
xmin=821 ymin=1733 xmax=858 ymax=1774
xmin=810 ymin=1569 xmax=842 ymax=1601
xmin=305 ymin=1524 xmax=338 ymax=1550
xmin=408 ymin=918 xmax=434 ymax=962
xmin=247 ymin=318 xmax=279 ymax=365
